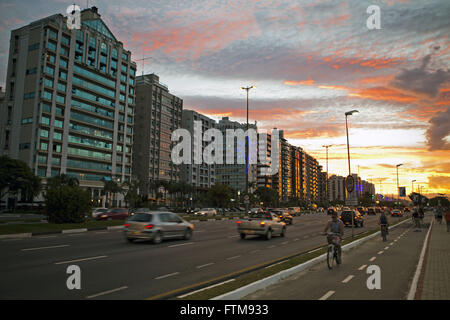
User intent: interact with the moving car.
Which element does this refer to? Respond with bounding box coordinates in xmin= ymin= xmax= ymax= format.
xmin=96 ymin=208 xmax=130 ymax=220
xmin=356 ymin=207 xmax=367 ymax=215
xmin=124 ymin=211 xmax=194 ymax=243
xmin=288 ymin=207 xmax=301 ymax=216
xmin=340 ymin=209 xmax=364 ymax=227
xmin=367 ymin=207 xmax=376 ymax=215
xmin=236 ymin=211 xmax=286 ymax=240
xmin=92 ymin=207 xmax=108 ymax=218
xmin=270 ymin=209 xmax=293 ymax=225
xmin=194 ymin=208 xmax=217 ymax=216
xmin=327 ymin=207 xmax=337 ymax=215
xmin=391 ymin=209 xmax=403 ymax=217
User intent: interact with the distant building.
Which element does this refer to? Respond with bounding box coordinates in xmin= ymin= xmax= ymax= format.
xmin=318 ymin=165 xmax=327 ymax=204
xmin=328 ymin=175 xmax=346 ymax=202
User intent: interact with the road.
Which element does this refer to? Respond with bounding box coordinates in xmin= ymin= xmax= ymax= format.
xmin=0 ymin=213 xmax=390 ymax=299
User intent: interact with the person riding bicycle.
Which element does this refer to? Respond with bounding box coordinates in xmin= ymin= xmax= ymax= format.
xmin=378 ymin=209 xmax=389 ymax=240
xmin=323 ymin=210 xmax=344 ymax=259
xmin=435 ymin=205 xmax=443 ymax=224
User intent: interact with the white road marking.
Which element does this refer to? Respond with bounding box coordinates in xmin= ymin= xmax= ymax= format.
xmin=369 ymin=256 xmax=376 ymax=262
xmin=389 ymin=242 xmax=394 ymax=245
xmin=22 ymin=244 xmax=69 ymax=251
xmin=86 ymin=286 xmax=128 ymax=299
xmin=358 ymin=264 xmax=367 ymax=271
xmin=309 ymin=248 xmax=321 ymax=253
xmin=35 ymin=236 xmax=57 ymax=239
xmin=342 ymin=275 xmax=354 ymax=283
xmin=55 ymin=255 xmax=107 ymax=265
xmin=196 ymin=263 xmax=214 ymax=269
xmin=226 ymin=255 xmax=241 ymax=260
xmin=177 ymin=279 xmax=236 ymax=299
xmin=293 ymin=238 xmax=300 ymax=241
xmin=168 ymin=242 xmax=195 ymax=248
xmin=281 ymin=241 xmax=289 ymax=245
xmin=68 ymin=234 xmax=84 ymax=237
xmin=155 ymin=272 xmax=180 ymax=280
xmin=319 ymin=290 xmax=335 ymax=300
xmin=250 ymin=250 xmax=261 ymax=254
xmin=384 ymin=246 xmax=389 ymax=250
xmin=267 ymin=245 xmax=276 ymax=249
xmin=265 ymin=260 xmax=288 ymax=269
xmin=228 ymin=235 xmax=239 ymax=238
xmin=378 ymin=251 xmax=384 ymax=255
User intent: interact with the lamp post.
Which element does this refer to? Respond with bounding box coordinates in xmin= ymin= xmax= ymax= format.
xmin=396 ymin=164 xmax=403 ymax=206
xmin=345 ymin=109 xmax=358 ymax=238
xmin=241 ymin=85 xmax=255 ymax=214
xmin=322 ymin=144 xmax=333 ymax=206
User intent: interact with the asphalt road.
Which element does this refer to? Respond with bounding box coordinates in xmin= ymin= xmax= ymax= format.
xmin=0 ymin=212 xmax=392 ymax=299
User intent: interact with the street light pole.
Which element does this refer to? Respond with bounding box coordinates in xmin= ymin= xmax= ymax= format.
xmin=345 ymin=109 xmax=358 ymax=238
xmin=396 ymin=164 xmax=403 ymax=206
xmin=241 ymin=86 xmax=254 ymax=213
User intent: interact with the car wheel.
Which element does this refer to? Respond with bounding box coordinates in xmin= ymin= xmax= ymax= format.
xmin=281 ymin=227 xmax=286 ymax=237
xmin=240 ymin=233 xmax=246 ymax=239
xmin=153 ymin=231 xmax=162 ymax=244
xmin=266 ymin=229 xmax=272 ymax=240
xmin=184 ymin=228 xmax=192 ymax=240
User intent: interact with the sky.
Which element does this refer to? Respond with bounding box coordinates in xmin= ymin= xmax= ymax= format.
xmin=0 ymin=0 xmax=449 ymax=197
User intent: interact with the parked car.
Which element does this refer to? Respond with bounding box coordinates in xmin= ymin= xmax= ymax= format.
xmin=236 ymin=211 xmax=286 ymax=240
xmin=124 ymin=211 xmax=194 ymax=243
xmin=340 ymin=209 xmax=364 ymax=227
xmin=270 ymin=209 xmax=293 ymax=225
xmin=96 ymin=208 xmax=130 ymax=220
xmin=92 ymin=207 xmax=108 ymax=218
xmin=391 ymin=209 xmax=403 ymax=217
xmin=194 ymin=208 xmax=217 ymax=216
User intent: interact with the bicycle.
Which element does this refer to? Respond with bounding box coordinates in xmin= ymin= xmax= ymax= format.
xmin=380 ymin=224 xmax=388 ymax=242
xmin=325 ymin=232 xmax=342 ymax=269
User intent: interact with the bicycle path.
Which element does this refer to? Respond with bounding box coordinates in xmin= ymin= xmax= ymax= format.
xmin=244 ymin=215 xmax=430 ymax=300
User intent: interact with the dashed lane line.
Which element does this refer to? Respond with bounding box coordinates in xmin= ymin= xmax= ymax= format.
xmin=342 ymin=275 xmax=354 ymax=283
xmin=86 ymin=286 xmax=128 ymax=299
xmin=155 ymin=272 xmax=180 ymax=280
xmin=358 ymin=264 xmax=367 ymax=271
xmin=319 ymin=290 xmax=335 ymax=300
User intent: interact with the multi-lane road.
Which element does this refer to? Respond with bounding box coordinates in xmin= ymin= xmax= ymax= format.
xmin=0 ymin=213 xmax=395 ymax=299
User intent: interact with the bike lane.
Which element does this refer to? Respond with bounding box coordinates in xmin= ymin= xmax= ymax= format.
xmin=244 ymin=215 xmax=430 ymax=300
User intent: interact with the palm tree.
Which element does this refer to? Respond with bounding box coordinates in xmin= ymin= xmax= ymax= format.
xmin=101 ymin=178 xmax=122 ymax=208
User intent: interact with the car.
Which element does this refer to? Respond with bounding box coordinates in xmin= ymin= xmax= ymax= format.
xmin=270 ymin=209 xmax=293 ymax=225
xmin=391 ymin=209 xmax=403 ymax=217
xmin=340 ymin=209 xmax=364 ymax=227
xmin=250 ymin=208 xmax=263 ymax=214
xmin=237 ymin=211 xmax=286 ymax=240
xmin=288 ymin=207 xmax=301 ymax=216
xmin=124 ymin=211 xmax=194 ymax=243
xmin=194 ymin=208 xmax=217 ymax=216
xmin=96 ymin=207 xmax=130 ymax=220
xmin=375 ymin=207 xmax=383 ymax=214
xmin=91 ymin=207 xmax=108 ymax=218
xmin=367 ymin=207 xmax=376 ymax=215
xmin=327 ymin=207 xmax=337 ymax=215
xmin=356 ymin=207 xmax=367 ymax=216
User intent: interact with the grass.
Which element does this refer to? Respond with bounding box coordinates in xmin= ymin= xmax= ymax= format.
xmin=0 ymin=218 xmax=44 ymax=224
xmin=0 ymin=219 xmax=124 ymax=235
xmin=175 ymin=216 xmax=408 ymax=300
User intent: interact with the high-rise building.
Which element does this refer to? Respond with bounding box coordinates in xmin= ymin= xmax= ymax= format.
xmin=133 ymin=73 xmax=182 ymax=195
xmin=215 ymin=117 xmax=257 ymax=193
xmin=318 ymin=165 xmax=327 ymax=204
xmin=257 ymin=131 xmax=273 ymax=189
xmin=181 ymin=109 xmax=216 ymax=190
xmin=0 ymin=7 xmax=136 ymax=206
xmin=328 ymin=175 xmax=346 ymax=202
xmin=290 ymin=145 xmax=303 ymax=201
xmin=301 ymin=151 xmax=319 ymax=202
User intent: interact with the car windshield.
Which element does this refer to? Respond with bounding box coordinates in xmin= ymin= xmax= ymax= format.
xmin=128 ymin=213 xmax=153 ymax=222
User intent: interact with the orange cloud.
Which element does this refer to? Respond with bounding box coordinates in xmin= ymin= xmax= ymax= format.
xmin=284 ymin=79 xmax=315 ymax=86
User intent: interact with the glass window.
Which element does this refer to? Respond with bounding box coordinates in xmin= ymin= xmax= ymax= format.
xmin=122 ymin=52 xmax=128 ymax=61
xmin=48 ymin=29 xmax=57 ymax=40
xmin=59 ymin=70 xmax=67 ymax=80
xmin=67 ymin=158 xmax=111 ymax=172
xmin=45 ymin=66 xmax=54 ymax=75
xmin=71 ymin=99 xmax=114 ymax=118
xmin=38 ymin=155 xmax=47 ymax=164
xmin=41 ymin=116 xmax=50 ymax=126
xmin=21 ymin=117 xmax=33 ymax=124
xmin=42 ymin=103 xmax=51 ymax=113
xmin=55 ymin=119 xmax=63 ymax=128
xmin=37 ymin=168 xmax=46 ymax=177
xmin=40 ymin=129 xmax=49 ymax=138
xmin=26 ymin=68 xmax=37 ymax=75
xmin=47 ymin=41 xmax=57 ymax=51
xmin=52 ymin=157 xmax=61 ymax=165
xmin=53 ymin=144 xmax=62 ymax=153
xmin=70 ymin=111 xmax=114 ymax=129
xmin=59 ymin=59 xmax=68 ymax=68
xmin=53 ymin=132 xmax=62 ymax=140
xmin=61 ymin=35 xmax=70 ymax=46
xmin=42 ymin=91 xmax=52 ymax=100
xmin=72 ymin=87 xmax=115 ymax=108
xmin=24 ymin=92 xmax=35 ymax=100
xmin=73 ymin=65 xmax=116 ymax=88
xmin=72 ymin=76 xmax=115 ymax=98
xmin=60 ymin=47 xmax=69 ymax=57
xmin=68 ymin=147 xmax=111 ymax=161
xmin=68 ymin=134 xmax=112 ymax=150
xmin=40 ymin=142 xmax=48 ymax=151
xmin=56 ymin=95 xmax=65 ymax=105
xmin=44 ymin=78 xmax=53 ymax=88
xmin=69 ymin=122 xmax=113 ymax=140
xmin=28 ymin=43 xmax=39 ymax=51
xmin=121 ymin=64 xmax=127 ymax=73
xmin=56 ymin=106 xmax=64 ymax=116
xmin=57 ymin=83 xmax=66 ymax=92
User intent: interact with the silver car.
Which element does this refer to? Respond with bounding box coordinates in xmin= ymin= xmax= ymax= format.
xmin=124 ymin=211 xmax=194 ymax=244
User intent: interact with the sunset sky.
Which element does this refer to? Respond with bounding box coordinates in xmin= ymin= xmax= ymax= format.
xmin=0 ymin=0 xmax=448 ymax=197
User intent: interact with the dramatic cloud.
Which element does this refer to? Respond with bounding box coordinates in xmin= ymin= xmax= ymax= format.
xmin=426 ymin=107 xmax=450 ymax=150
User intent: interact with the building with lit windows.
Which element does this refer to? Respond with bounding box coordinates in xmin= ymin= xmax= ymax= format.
xmin=0 ymin=7 xmax=136 ymax=206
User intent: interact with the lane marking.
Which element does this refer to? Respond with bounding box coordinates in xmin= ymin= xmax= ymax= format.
xmin=369 ymin=256 xmax=376 ymax=262
xmin=168 ymin=242 xmax=195 ymax=248
xmin=319 ymin=290 xmax=335 ymax=300
xmin=384 ymin=246 xmax=389 ymax=250
xmin=293 ymin=238 xmax=299 ymax=241
xmin=250 ymin=250 xmax=260 ymax=254
xmin=378 ymin=251 xmax=384 ymax=255
xmin=358 ymin=264 xmax=367 ymax=271
xmin=68 ymin=234 xmax=84 ymax=237
xmin=22 ymin=244 xmax=69 ymax=251
xmin=86 ymin=286 xmax=128 ymax=299
xmin=281 ymin=241 xmax=289 ymax=245
xmin=35 ymin=236 xmax=57 ymax=239
xmin=226 ymin=255 xmax=241 ymax=260
xmin=309 ymin=248 xmax=321 ymax=253
xmin=389 ymin=242 xmax=394 ymax=245
xmin=265 ymin=260 xmax=288 ymax=269
xmin=55 ymin=255 xmax=107 ymax=265
xmin=196 ymin=263 xmax=214 ymax=269
xmin=177 ymin=279 xmax=235 ymax=299
xmin=155 ymin=272 xmax=180 ymax=280
xmin=342 ymin=275 xmax=354 ymax=283
xmin=228 ymin=235 xmax=239 ymax=238
xmin=267 ymin=245 xmax=276 ymax=249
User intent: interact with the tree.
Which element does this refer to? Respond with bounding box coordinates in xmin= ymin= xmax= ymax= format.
xmin=207 ymin=184 xmax=232 ymax=208
xmin=102 ymin=178 xmax=122 ymax=208
xmin=45 ymin=185 xmax=91 ymax=224
xmin=123 ymin=180 xmax=142 ymax=208
xmin=255 ymin=187 xmax=279 ymax=207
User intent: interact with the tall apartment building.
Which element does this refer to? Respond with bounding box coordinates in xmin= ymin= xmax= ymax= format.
xmin=256 ymin=131 xmax=273 ymax=189
xmin=290 ymin=145 xmax=303 ymax=201
xmin=318 ymin=165 xmax=327 ymax=204
xmin=0 ymin=7 xmax=136 ymax=206
xmin=215 ymin=117 xmax=257 ymax=193
xmin=181 ymin=109 xmax=216 ymax=190
xmin=328 ymin=175 xmax=346 ymax=202
xmin=133 ymin=73 xmax=182 ymax=195
xmin=300 ymin=151 xmax=319 ymax=203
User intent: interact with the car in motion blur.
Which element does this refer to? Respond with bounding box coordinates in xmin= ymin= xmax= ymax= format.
xmin=237 ymin=211 xmax=286 ymax=240
xmin=92 ymin=207 xmax=108 ymax=218
xmin=288 ymin=207 xmax=301 ymax=216
xmin=194 ymin=208 xmax=217 ymax=216
xmin=124 ymin=211 xmax=194 ymax=243
xmin=391 ymin=209 xmax=403 ymax=217
xmin=96 ymin=208 xmax=130 ymax=220
xmin=340 ymin=209 xmax=364 ymax=227
xmin=270 ymin=208 xmax=293 ymax=225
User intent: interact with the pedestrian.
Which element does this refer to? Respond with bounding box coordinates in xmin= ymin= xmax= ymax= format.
xmin=445 ymin=207 xmax=450 ymax=233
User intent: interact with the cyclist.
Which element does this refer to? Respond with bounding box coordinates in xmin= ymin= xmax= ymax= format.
xmin=378 ymin=209 xmax=389 ymax=241
xmin=412 ymin=207 xmax=421 ymax=231
xmin=419 ymin=206 xmax=425 ymax=228
xmin=323 ymin=210 xmax=344 ymax=261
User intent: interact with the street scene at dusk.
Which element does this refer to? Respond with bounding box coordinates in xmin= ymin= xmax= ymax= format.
xmin=0 ymin=0 xmax=448 ymax=310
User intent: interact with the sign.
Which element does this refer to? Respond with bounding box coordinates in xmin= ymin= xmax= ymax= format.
xmin=399 ymin=187 xmax=406 ymax=197
xmin=346 ymin=175 xmax=355 ymax=193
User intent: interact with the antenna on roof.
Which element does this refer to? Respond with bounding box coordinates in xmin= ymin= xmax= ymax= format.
xmin=136 ymin=53 xmax=153 ymax=76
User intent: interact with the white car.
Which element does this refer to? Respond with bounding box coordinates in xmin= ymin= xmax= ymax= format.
xmin=194 ymin=208 xmax=217 ymax=216
xmin=92 ymin=207 xmax=108 ymax=218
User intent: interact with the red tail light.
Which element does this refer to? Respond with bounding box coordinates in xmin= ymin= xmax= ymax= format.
xmin=237 ymin=220 xmax=242 ymax=224
xmin=144 ymin=224 xmax=154 ymax=229
xmin=260 ymin=221 xmax=266 ymax=227
xmin=124 ymin=223 xmax=130 ymax=227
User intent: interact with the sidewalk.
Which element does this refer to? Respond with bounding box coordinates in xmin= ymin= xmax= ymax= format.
xmin=417 ymin=218 xmax=450 ymax=300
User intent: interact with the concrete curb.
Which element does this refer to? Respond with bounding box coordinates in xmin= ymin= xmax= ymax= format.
xmin=211 ymin=218 xmax=410 ymax=300
xmin=0 ymin=225 xmax=125 ymax=239
xmin=62 ymin=228 xmax=88 ymax=234
xmin=0 ymin=233 xmax=32 ymax=239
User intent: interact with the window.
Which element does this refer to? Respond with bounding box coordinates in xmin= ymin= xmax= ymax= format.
xmin=57 ymin=83 xmax=66 ymax=92
xmin=41 ymin=116 xmax=50 ymax=125
xmin=26 ymin=68 xmax=37 ymax=75
xmin=52 ymin=157 xmax=61 ymax=165
xmin=21 ymin=118 xmax=33 ymax=124
xmin=42 ymin=91 xmax=52 ymax=100
xmin=44 ymin=78 xmax=53 ymax=88
xmin=46 ymin=54 xmax=55 ymax=63
xmin=121 ymin=64 xmax=127 ymax=73
xmin=40 ymin=142 xmax=48 ymax=151
xmin=37 ymin=168 xmax=46 ymax=177
xmin=56 ymin=106 xmax=64 ymax=116
xmin=61 ymin=35 xmax=70 ymax=46
xmin=59 ymin=71 xmax=67 ymax=80
xmin=53 ymin=132 xmax=62 ymax=140
xmin=28 ymin=43 xmax=40 ymax=51
xmin=19 ymin=143 xmax=31 ymax=150
xmin=70 ymin=111 xmax=114 ymax=129
xmin=42 ymin=103 xmax=51 ymax=113
xmin=55 ymin=119 xmax=63 ymax=128
xmin=53 ymin=144 xmax=62 ymax=153
xmin=122 ymin=52 xmax=128 ymax=61
xmin=38 ymin=155 xmax=47 ymax=164
xmin=68 ymin=147 xmax=111 ymax=161
xmin=60 ymin=46 xmax=69 ymax=57
xmin=116 ymin=145 xmax=123 ymax=152
xmin=47 ymin=41 xmax=57 ymax=51
xmin=48 ymin=29 xmax=57 ymax=40
xmin=40 ymin=129 xmax=49 ymax=138
xmin=45 ymin=66 xmax=54 ymax=75
xmin=24 ymin=92 xmax=35 ymax=100
xmin=56 ymin=95 xmax=65 ymax=105
xmin=59 ymin=59 xmax=68 ymax=68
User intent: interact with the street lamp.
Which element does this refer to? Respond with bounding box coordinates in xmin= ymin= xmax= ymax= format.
xmin=396 ymin=164 xmax=403 ymax=206
xmin=345 ymin=109 xmax=358 ymax=238
xmin=241 ymin=85 xmax=255 ymax=214
xmin=322 ymin=144 xmax=333 ymax=205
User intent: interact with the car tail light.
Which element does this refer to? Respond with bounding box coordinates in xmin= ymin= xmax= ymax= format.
xmin=124 ymin=223 xmax=130 ymax=227
xmin=236 ymin=220 xmax=242 ymax=224
xmin=260 ymin=221 xmax=266 ymax=227
xmin=144 ymin=224 xmax=154 ymax=229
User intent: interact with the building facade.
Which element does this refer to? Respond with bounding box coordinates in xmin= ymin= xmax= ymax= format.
xmin=0 ymin=7 xmax=136 ymax=206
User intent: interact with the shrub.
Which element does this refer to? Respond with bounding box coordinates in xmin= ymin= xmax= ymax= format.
xmin=45 ymin=185 xmax=91 ymax=224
